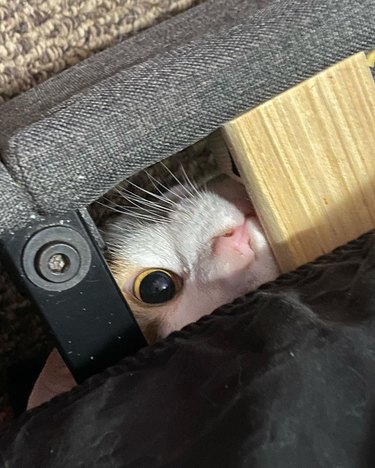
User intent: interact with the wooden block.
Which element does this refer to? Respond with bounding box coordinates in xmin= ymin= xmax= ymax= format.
xmin=223 ymin=52 xmax=375 ymax=272
xmin=368 ymin=49 xmax=375 ymax=67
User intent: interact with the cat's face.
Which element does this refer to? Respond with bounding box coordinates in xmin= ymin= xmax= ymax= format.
xmin=104 ymin=176 xmax=279 ymax=342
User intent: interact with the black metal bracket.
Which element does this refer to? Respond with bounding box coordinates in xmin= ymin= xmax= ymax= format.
xmin=0 ymin=210 xmax=147 ymax=383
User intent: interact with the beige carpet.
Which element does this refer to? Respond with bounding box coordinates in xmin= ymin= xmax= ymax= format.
xmin=0 ymin=0 xmax=202 ymax=103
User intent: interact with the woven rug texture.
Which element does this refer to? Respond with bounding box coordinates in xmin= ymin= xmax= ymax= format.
xmin=0 ymin=0 xmax=202 ymax=103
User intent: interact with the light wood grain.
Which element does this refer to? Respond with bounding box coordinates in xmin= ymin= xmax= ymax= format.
xmin=223 ymin=52 xmax=375 ymax=272
xmin=368 ymin=49 xmax=375 ymax=67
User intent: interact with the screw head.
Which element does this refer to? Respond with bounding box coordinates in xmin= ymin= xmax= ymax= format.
xmin=23 ymin=226 xmax=92 ymax=291
xmin=48 ymin=253 xmax=70 ymax=274
xmin=35 ymin=242 xmax=80 ymax=283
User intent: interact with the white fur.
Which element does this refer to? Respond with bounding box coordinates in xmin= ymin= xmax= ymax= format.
xmin=104 ymin=176 xmax=280 ymax=339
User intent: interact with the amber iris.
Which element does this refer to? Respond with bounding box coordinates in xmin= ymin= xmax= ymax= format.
xmin=133 ymin=269 xmax=181 ymax=304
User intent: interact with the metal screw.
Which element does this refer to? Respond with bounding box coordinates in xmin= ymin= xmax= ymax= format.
xmin=23 ymin=227 xmax=91 ymax=290
xmin=48 ymin=253 xmax=70 ymax=274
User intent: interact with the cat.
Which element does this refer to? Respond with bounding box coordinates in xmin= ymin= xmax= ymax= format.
xmin=104 ymin=171 xmax=279 ymax=342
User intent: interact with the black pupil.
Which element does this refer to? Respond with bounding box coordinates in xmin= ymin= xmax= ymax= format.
xmin=139 ymin=271 xmax=176 ymax=304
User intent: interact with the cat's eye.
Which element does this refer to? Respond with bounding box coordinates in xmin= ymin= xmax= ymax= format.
xmin=133 ymin=269 xmax=182 ymax=305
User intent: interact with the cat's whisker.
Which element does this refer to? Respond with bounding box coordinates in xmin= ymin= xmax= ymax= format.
xmin=121 ymin=207 xmax=167 ymax=221
xmin=200 ymin=182 xmax=210 ymax=194
xmin=121 ymin=211 xmax=165 ymax=222
xmin=126 ymin=177 xmax=181 ymax=206
xmin=160 ymin=162 xmax=195 ymax=198
xmin=99 ymin=198 xmax=135 ymax=214
xmin=114 ymin=184 xmax=176 ymax=211
xmin=96 ymin=199 xmax=120 ymax=211
xmin=101 ymin=195 xmax=165 ymax=219
xmin=143 ymin=172 xmax=180 ymax=207
xmin=99 ymin=199 xmax=166 ymax=223
xmin=116 ymin=189 xmax=175 ymax=214
xmin=144 ymin=172 xmax=170 ymax=197
xmin=118 ymin=195 xmax=171 ymax=218
xmin=179 ymin=164 xmax=201 ymax=197
xmin=143 ymin=170 xmax=186 ymax=202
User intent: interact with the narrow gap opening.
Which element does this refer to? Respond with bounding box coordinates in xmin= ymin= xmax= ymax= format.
xmin=86 ymin=131 xmax=278 ymax=346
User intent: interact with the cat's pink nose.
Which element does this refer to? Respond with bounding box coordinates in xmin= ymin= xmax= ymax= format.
xmin=213 ymin=221 xmax=254 ymax=257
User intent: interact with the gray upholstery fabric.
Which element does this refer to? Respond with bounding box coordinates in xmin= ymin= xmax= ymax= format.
xmin=0 ymin=0 xmax=374 ymax=233
xmin=0 ymin=0 xmax=264 ymax=123
xmin=0 ymin=164 xmax=37 ymax=229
